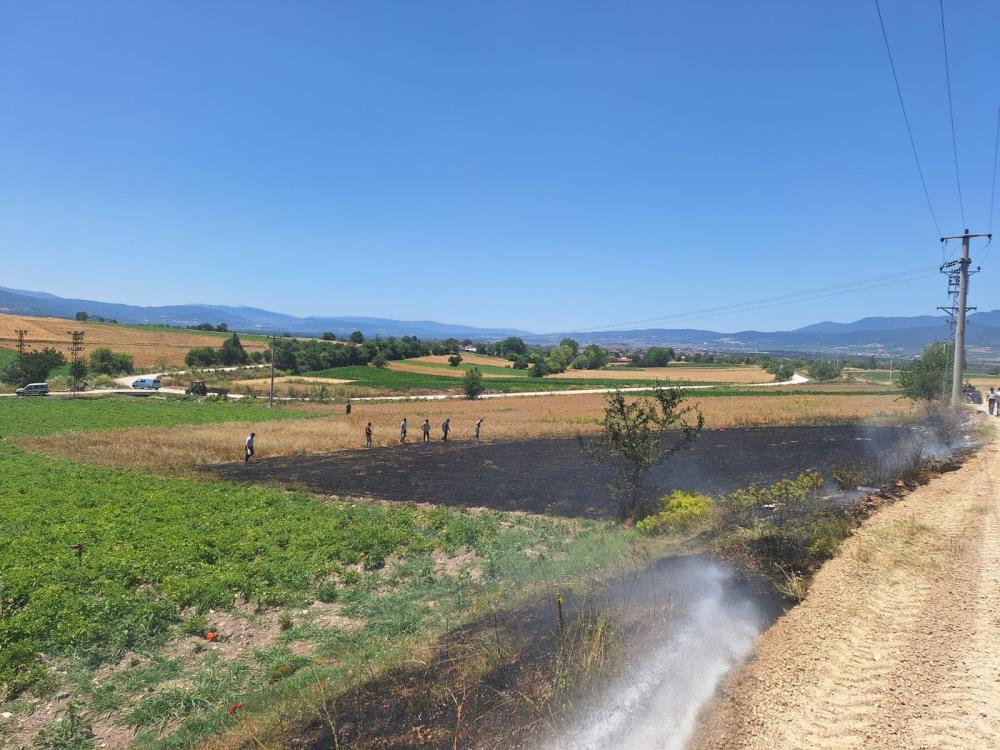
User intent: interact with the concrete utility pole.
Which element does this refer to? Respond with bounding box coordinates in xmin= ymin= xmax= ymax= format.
xmin=15 ymin=329 xmax=27 ymax=356
xmin=268 ymin=336 xmax=277 ymax=407
xmin=940 ymin=230 xmax=992 ymax=406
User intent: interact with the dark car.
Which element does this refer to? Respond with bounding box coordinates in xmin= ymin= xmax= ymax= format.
xmin=962 ymin=384 xmax=982 ymax=404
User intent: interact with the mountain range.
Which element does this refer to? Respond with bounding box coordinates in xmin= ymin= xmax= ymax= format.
xmin=3 ymin=286 xmax=999 ymax=360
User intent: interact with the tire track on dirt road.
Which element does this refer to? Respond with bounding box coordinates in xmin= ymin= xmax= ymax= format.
xmin=690 ymin=421 xmax=1000 ymax=750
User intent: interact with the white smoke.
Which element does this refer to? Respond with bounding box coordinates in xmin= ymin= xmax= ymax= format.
xmin=544 ymin=561 xmax=768 ymax=750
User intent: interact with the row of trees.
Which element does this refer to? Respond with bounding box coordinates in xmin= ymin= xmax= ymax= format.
xmin=0 ymin=346 xmax=134 ymax=387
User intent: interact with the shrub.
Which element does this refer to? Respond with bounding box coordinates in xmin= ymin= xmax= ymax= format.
xmin=0 ymin=347 xmax=65 ymax=387
xmin=448 ymin=354 xmax=463 ymax=367
xmin=89 ymin=348 xmax=135 ymax=376
xmin=371 ymin=353 xmax=388 ymax=369
xmin=635 ymin=490 xmax=713 ymax=534
xmin=315 ymin=582 xmax=339 ymax=604
xmin=179 ymin=615 xmax=208 ymax=637
xmin=462 ymin=368 xmax=484 ymax=399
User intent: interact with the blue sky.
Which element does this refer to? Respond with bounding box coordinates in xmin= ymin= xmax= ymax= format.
xmin=1 ymin=1 xmax=998 ymax=333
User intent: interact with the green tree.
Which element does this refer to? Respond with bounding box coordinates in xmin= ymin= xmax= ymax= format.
xmin=807 ymin=361 xmax=842 ymax=381
xmin=68 ymin=358 xmax=88 ymax=387
xmin=89 ymin=347 xmax=135 ymax=376
xmin=772 ymin=363 xmax=795 ymax=382
xmin=185 ymin=347 xmax=220 ymax=368
xmin=462 ymin=367 xmax=484 ymax=399
xmin=898 ymin=342 xmax=950 ymax=402
xmin=371 ymin=352 xmax=388 ymax=369
xmin=448 ymin=353 xmax=463 ymax=367
xmin=322 ymin=332 xmax=337 ymax=341
xmin=560 ymin=338 xmax=579 ymax=357
xmin=500 ymin=337 xmax=527 ymax=360
xmin=74 ymin=311 xmax=89 ymax=321
xmin=219 ymin=334 xmax=249 ymax=366
xmin=584 ymin=386 xmax=703 ymax=522
xmin=349 ymin=331 xmax=365 ymax=344
xmin=529 ymin=361 xmax=546 ymax=378
xmin=0 ymin=347 xmax=66 ymax=387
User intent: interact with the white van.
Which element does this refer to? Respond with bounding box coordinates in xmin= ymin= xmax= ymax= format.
xmin=132 ymin=378 xmax=161 ymax=390
xmin=15 ymin=382 xmax=49 ymax=396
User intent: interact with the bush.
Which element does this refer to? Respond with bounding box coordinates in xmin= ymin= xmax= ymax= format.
xmin=0 ymin=347 xmax=66 ymax=387
xmin=448 ymin=353 xmax=463 ymax=367
xmin=315 ymin=581 xmax=339 ymax=603
xmin=371 ymin=353 xmax=388 ymax=369
xmin=179 ymin=615 xmax=208 ymax=637
xmin=807 ymin=361 xmax=842 ymax=381
xmin=635 ymin=490 xmax=713 ymax=534
xmin=462 ymin=368 xmax=484 ymax=399
xmin=219 ymin=334 xmax=249 ymax=366
xmin=89 ymin=347 xmax=135 ymax=376
xmin=185 ymin=347 xmax=219 ymax=368
xmin=898 ymin=342 xmax=950 ymax=402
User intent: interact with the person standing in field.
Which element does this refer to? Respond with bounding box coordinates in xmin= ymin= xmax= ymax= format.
xmin=422 ymin=418 xmax=431 ymax=443
xmin=400 ymin=417 xmax=408 ymax=443
xmin=474 ymin=417 xmax=484 ymax=440
xmin=442 ymin=418 xmax=451 ymax=441
xmin=989 ymin=388 xmax=997 ymax=415
xmin=365 ymin=422 xmax=373 ymax=448
xmin=244 ymin=432 xmax=255 ymax=463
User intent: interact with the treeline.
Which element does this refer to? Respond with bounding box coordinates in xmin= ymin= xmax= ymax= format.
xmin=0 ymin=346 xmax=134 ymax=387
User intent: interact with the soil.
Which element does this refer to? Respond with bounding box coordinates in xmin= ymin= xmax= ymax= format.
xmin=204 ymin=425 xmax=929 ymax=518
xmin=688 ymin=421 xmax=1000 ymax=750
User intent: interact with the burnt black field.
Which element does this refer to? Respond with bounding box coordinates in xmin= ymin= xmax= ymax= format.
xmin=205 ymin=424 xmax=927 ymax=518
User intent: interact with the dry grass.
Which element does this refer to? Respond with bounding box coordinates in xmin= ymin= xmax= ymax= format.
xmin=20 ymin=394 xmax=918 ymax=473
xmin=388 ymin=362 xmax=512 ymax=379
xmin=407 ymin=353 xmax=508 ymax=367
xmin=548 ymin=365 xmax=770 ymax=383
xmin=0 ymin=313 xmax=268 ymax=368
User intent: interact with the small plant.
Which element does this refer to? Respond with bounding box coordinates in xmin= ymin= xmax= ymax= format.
xmin=315 ymin=581 xmax=339 ymax=603
xmin=278 ymin=612 xmax=294 ymax=631
xmin=179 ymin=615 xmax=208 ymax=637
xmin=635 ymin=490 xmax=713 ymax=535
xmin=32 ymin=701 xmax=94 ymax=750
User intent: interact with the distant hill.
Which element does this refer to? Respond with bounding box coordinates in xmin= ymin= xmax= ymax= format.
xmin=0 ymin=288 xmax=530 ymax=341
xmin=2 ymin=286 xmax=999 ymax=360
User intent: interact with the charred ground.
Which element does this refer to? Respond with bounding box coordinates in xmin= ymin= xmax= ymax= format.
xmin=205 ymin=424 xmax=928 ymax=518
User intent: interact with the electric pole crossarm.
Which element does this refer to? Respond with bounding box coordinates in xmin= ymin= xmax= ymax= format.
xmin=939 ymin=230 xmax=991 ymax=406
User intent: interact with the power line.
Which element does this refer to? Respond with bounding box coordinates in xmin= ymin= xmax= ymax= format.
xmin=938 ymin=0 xmax=966 ymax=227
xmin=990 ymin=103 xmax=999 ymax=233
xmin=582 ymin=265 xmax=940 ymax=331
xmin=873 ymin=0 xmax=943 ymax=236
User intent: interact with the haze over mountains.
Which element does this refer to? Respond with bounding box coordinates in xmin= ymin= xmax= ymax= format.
xmin=3 ymin=286 xmax=1000 ymax=359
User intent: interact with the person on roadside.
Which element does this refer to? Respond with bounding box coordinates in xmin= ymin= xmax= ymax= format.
xmin=442 ymin=418 xmax=451 ymax=441
xmin=346 ymin=400 xmax=352 ymax=415
xmin=365 ymin=422 xmax=373 ymax=449
xmin=422 ymin=418 xmax=431 ymax=443
xmin=244 ymin=432 xmax=255 ymax=463
xmin=400 ymin=417 xmax=408 ymax=443
xmin=474 ymin=417 xmax=484 ymax=440
xmin=989 ymin=387 xmax=997 ymax=415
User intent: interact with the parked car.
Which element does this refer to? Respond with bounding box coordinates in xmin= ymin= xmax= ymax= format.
xmin=132 ymin=377 xmax=162 ymax=390
xmin=15 ymin=382 xmax=49 ymax=396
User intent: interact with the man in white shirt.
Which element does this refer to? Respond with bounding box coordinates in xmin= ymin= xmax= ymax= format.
xmin=400 ymin=417 xmax=408 ymax=443
xmin=245 ymin=433 xmax=255 ymax=463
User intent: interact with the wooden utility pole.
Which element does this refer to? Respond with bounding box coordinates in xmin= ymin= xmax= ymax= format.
xmin=940 ymin=230 xmax=991 ymax=406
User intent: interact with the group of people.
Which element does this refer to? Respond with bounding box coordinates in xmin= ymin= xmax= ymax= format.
xmin=366 ymin=416 xmax=484 ymax=448
xmin=987 ymin=387 xmax=1000 ymax=416
xmin=243 ymin=416 xmax=486 ymax=463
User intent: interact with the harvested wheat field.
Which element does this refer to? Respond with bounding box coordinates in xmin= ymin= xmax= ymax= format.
xmin=388 ymin=361 xmax=515 ymax=379
xmin=549 ymin=365 xmax=771 ymax=383
xmin=0 ymin=313 xmax=268 ymax=367
xmin=405 ymin=353 xmax=511 ymax=367
xmin=20 ymin=393 xmax=917 ymax=472
xmin=690 ymin=417 xmax=1000 ymax=750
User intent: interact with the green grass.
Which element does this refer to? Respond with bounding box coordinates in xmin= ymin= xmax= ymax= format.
xmin=399 ymin=358 xmax=532 ymax=377
xmin=306 ymin=365 xmax=715 ymax=392
xmin=0 ymin=393 xmax=632 ymax=747
xmin=0 ymin=395 xmax=310 ymax=438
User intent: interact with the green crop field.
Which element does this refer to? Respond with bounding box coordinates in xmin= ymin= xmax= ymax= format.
xmin=306 ymin=365 xmax=714 ymax=392
xmin=0 ymin=393 xmax=628 ymax=749
xmin=0 ymin=395 xmax=311 ymax=438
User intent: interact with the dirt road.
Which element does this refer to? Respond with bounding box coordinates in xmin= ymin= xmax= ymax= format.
xmin=690 ymin=419 xmax=1000 ymax=750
